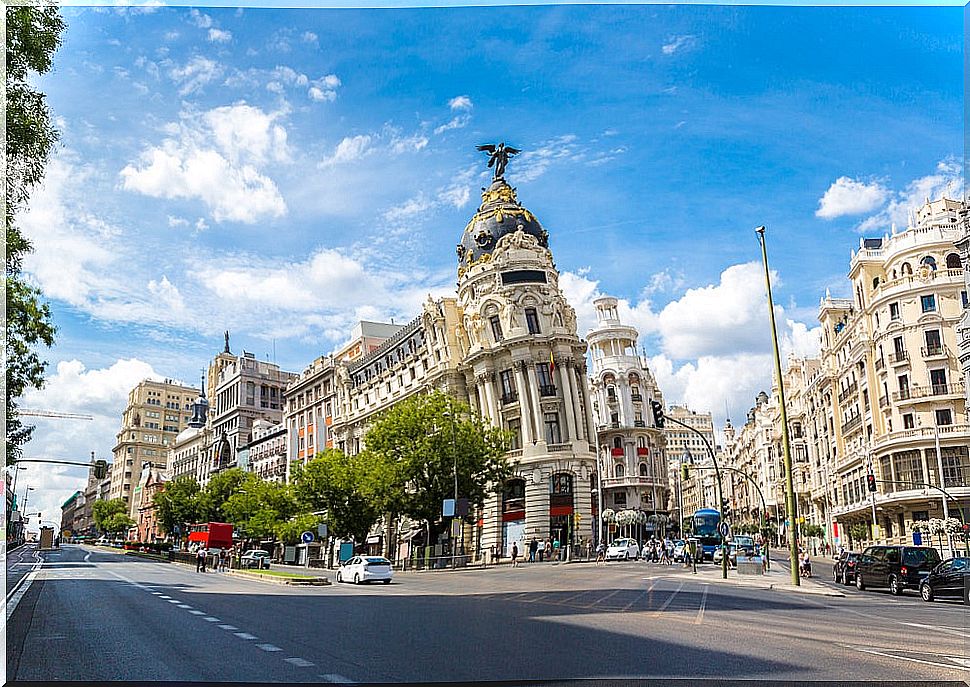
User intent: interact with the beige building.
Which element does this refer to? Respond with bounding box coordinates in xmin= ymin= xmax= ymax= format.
xmin=956 ymin=208 xmax=970 ymax=406
xmin=663 ymin=405 xmax=716 ymax=465
xmin=110 ymin=378 xmax=199 ymax=517
xmin=587 ymin=295 xmax=669 ymax=542
xmin=248 ymin=420 xmax=288 ymax=483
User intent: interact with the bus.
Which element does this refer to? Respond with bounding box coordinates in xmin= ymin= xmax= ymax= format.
xmin=186 ymin=522 xmax=234 ymax=552
xmin=692 ymin=508 xmax=721 ymax=561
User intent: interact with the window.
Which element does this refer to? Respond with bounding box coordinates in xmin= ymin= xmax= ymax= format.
xmin=614 ymin=463 xmax=624 ymax=478
xmin=897 ymin=374 xmax=909 ymax=400
xmin=902 ymin=413 xmax=914 ymax=429
xmin=920 ymin=256 xmax=937 ymax=271
xmin=639 ymin=463 xmax=649 ymax=477
xmin=889 ymin=302 xmax=900 ymax=320
xmin=525 ymin=307 xmax=541 ymax=334
xmin=946 ymin=253 xmax=962 ymax=269
xmin=613 ymin=436 xmax=622 ymax=449
xmin=924 ymin=329 xmax=942 ymax=354
xmin=613 ymin=491 xmax=626 ymax=506
xmin=893 ymin=336 xmax=905 ymax=356
xmin=507 ymin=419 xmax=521 ymax=450
xmin=500 ymin=369 xmax=515 ymax=403
xmin=544 ymin=412 xmax=562 ymax=444
xmin=921 ymin=294 xmax=936 ymax=313
xmin=911 ymin=510 xmax=929 ymax=522
xmin=489 ymin=316 xmax=503 ymax=342
xmin=963 ymin=291 xmax=969 ymax=309
xmin=935 ymin=409 xmax=953 ymax=426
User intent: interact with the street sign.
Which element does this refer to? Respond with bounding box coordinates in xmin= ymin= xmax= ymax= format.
xmin=718 ymin=521 xmax=731 ymax=539
xmin=301 ymin=531 xmax=314 ymax=543
xmin=442 ymin=498 xmax=456 ymax=517
xmin=912 ymin=531 xmax=922 ymax=545
xmin=317 ymin=523 xmax=328 ymax=539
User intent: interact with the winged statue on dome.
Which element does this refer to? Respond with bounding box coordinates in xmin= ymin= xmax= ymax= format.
xmin=477 ymin=142 xmax=520 ymax=180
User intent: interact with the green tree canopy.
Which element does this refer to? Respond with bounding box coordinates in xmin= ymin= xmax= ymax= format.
xmin=275 ymin=512 xmax=322 ymax=545
xmin=364 ymin=390 xmax=514 ymax=539
xmin=199 ymin=468 xmax=249 ymax=522
xmin=293 ymin=448 xmax=385 ymax=545
xmin=222 ymin=476 xmax=301 ymax=541
xmin=93 ymin=498 xmax=134 ymax=535
xmin=152 ymin=476 xmax=203 ymax=536
xmin=5 ymin=5 xmax=66 ymax=464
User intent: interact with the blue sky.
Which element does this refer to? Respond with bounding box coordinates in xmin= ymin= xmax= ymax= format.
xmin=19 ymin=3 xmax=963 ymax=525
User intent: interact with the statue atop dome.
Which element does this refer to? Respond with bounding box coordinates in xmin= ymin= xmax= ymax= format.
xmin=476 ymin=142 xmax=520 ymax=180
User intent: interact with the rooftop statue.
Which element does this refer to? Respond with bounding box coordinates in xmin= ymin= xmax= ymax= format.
xmin=476 ymin=142 xmax=520 ymax=180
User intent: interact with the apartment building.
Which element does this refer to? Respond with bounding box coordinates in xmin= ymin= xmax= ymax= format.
xmin=110 ymin=378 xmax=199 ymax=518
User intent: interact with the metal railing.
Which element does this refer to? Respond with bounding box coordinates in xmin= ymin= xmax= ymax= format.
xmin=539 ymin=384 xmax=558 ymax=397
xmin=838 ymin=382 xmax=858 ymax=404
xmin=634 ymin=420 xmax=646 ymax=427
xmin=875 ymin=358 xmax=885 ymax=371
xmin=841 ymin=414 xmax=863 ymax=434
xmin=892 ymin=382 xmax=965 ymax=402
xmin=920 ymin=345 xmax=945 ymax=357
xmin=889 ymin=350 xmax=909 ymax=365
xmin=630 ymin=393 xmax=643 ymax=402
xmin=501 ymin=392 xmax=518 ymax=405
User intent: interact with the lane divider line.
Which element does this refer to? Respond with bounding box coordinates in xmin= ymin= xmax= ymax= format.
xmin=320 ymin=673 xmax=355 ymax=683
xmin=649 ymin=581 xmax=685 ymax=618
xmin=234 ymin=632 xmax=258 ymax=640
xmin=694 ymin=585 xmax=709 ymax=625
xmin=284 ymin=657 xmax=315 ymax=668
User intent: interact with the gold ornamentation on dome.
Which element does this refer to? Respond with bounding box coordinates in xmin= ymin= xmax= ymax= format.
xmin=496 ymin=211 xmax=504 ymax=222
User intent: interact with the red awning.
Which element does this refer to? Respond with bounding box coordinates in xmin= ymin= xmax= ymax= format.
xmin=549 ymin=505 xmax=574 ymax=517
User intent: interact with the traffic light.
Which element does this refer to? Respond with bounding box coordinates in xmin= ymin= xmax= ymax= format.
xmin=681 ymin=463 xmax=690 ymax=481
xmin=866 ymin=473 xmax=877 ymax=493
xmin=573 ymin=513 xmax=582 ymax=525
xmin=650 ymin=400 xmax=665 ymax=428
xmin=93 ymin=459 xmax=108 ymax=480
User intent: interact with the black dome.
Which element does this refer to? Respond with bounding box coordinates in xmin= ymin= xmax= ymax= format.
xmin=457 ymin=178 xmax=548 ymax=265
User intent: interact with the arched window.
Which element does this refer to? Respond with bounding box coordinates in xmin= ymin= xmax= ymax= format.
xmin=639 ymin=463 xmax=649 ymax=477
xmin=901 ymin=262 xmax=913 ymax=276
xmin=614 ymin=463 xmax=625 ymax=478
xmin=920 ymin=256 xmax=937 ymax=271
xmin=613 ymin=436 xmax=623 ymax=449
xmin=946 ymin=253 xmax=962 ymax=269
xmin=637 ymin=437 xmax=647 ymax=449
xmin=871 ymin=277 xmax=880 ymax=290
xmin=502 ymin=478 xmax=526 ymax=516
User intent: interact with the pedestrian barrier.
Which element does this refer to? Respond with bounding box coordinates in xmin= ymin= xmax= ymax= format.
xmin=737 ymin=556 xmax=765 ymax=575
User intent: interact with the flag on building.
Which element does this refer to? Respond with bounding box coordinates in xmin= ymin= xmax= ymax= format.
xmin=549 ymin=352 xmax=555 ymax=373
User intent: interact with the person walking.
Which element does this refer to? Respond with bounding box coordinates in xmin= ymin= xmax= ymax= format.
xmin=511 ymin=542 xmax=519 ymax=568
xmin=595 ymin=540 xmax=606 ymax=564
xmin=544 ymin=539 xmax=552 ymax=562
xmin=529 ymin=537 xmax=538 ymax=563
xmin=659 ymin=540 xmax=671 ymax=566
xmin=552 ymin=537 xmax=561 ymax=562
xmin=220 ymin=548 xmax=229 ymax=572
xmin=196 ymin=546 xmax=207 ymax=573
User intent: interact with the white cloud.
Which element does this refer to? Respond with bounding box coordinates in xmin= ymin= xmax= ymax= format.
xmin=448 ymin=95 xmax=473 ymax=111
xmin=207 ymin=28 xmax=232 ymax=43
xmin=390 ymin=133 xmax=429 ymax=154
xmin=302 ymin=31 xmax=318 ymax=43
xmin=514 ymin=134 xmax=579 ymax=183
xmin=643 ymin=268 xmax=686 ymax=295
xmin=167 ymin=215 xmax=189 ymax=228
xmin=189 ymin=9 xmax=212 ymax=28
xmin=434 ymin=115 xmax=471 ymax=135
xmin=662 ymin=34 xmax=696 ymax=55
xmin=168 ymin=55 xmax=222 ymax=95
xmin=308 ymin=74 xmax=341 ymax=101
xmin=119 ymin=103 xmax=289 ymax=223
xmin=319 ymin=135 xmax=372 ymax=167
xmin=856 ymin=158 xmax=964 ymax=233
xmin=816 ymin=176 xmax=888 ymax=219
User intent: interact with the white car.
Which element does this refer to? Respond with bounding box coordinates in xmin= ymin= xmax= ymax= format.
xmin=240 ymin=549 xmax=271 ymax=569
xmin=605 ymin=538 xmax=640 ymax=561
xmin=336 ymin=556 xmax=394 ymax=584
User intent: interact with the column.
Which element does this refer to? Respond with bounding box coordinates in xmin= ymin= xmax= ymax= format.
xmin=482 ymin=491 xmax=503 ymax=561
xmin=557 ymin=360 xmax=578 ymax=443
xmin=525 ymin=469 xmax=550 ymax=544
xmin=526 ymin=363 xmax=545 ymax=445
xmin=480 ymin=375 xmax=498 ymax=427
xmin=581 ymin=368 xmax=597 ymax=445
xmin=467 ymin=381 xmax=481 ymax=417
xmin=571 ymin=366 xmax=586 ymax=443
xmin=514 ymin=364 xmax=535 ymax=445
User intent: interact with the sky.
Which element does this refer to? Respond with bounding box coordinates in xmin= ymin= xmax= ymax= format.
xmin=16 ymin=2 xmax=964 ymax=530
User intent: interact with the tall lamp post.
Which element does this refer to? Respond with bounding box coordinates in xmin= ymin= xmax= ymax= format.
xmin=756 ymin=225 xmax=800 ymax=586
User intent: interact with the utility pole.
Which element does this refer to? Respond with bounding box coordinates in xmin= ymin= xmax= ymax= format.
xmin=933 ymin=424 xmax=952 ymax=556
xmin=756 ymin=226 xmax=800 ymax=586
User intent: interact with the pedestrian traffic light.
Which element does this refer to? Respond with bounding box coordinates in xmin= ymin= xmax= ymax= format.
xmin=681 ymin=463 xmax=690 ymax=481
xmin=93 ymin=459 xmax=108 ymax=480
xmin=573 ymin=513 xmax=582 ymax=525
xmin=866 ymin=473 xmax=877 ymax=493
xmin=650 ymin=400 xmax=665 ymax=428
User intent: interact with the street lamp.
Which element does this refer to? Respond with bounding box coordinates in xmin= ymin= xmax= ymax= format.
xmin=442 ymin=400 xmax=460 ymax=556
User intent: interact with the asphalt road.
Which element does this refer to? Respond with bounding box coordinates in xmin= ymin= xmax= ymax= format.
xmin=6 ymin=544 xmax=969 ymax=684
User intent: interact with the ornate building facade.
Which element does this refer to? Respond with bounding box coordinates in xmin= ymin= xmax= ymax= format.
xmin=587 ymin=296 xmax=669 ymax=542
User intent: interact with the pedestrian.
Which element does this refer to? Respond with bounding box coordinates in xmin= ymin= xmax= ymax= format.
xmin=220 ymin=548 xmax=229 ymax=572
xmin=596 ymin=540 xmax=606 ymax=564
xmin=659 ymin=541 xmax=670 ymax=566
xmin=511 ymin=542 xmax=519 ymax=568
xmin=552 ymin=537 xmax=561 ymax=561
xmin=196 ymin=546 xmax=207 ymax=573
xmin=529 ymin=537 xmax=538 ymax=563
xmin=544 ymin=539 xmax=552 ymax=562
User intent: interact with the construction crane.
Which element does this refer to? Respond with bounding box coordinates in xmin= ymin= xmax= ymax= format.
xmin=18 ymin=409 xmax=94 ymax=420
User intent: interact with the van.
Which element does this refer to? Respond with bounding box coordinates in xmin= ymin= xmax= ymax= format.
xmin=855 ymin=545 xmax=942 ymax=595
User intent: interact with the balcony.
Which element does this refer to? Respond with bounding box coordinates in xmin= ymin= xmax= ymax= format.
xmin=606 ymin=394 xmax=618 ymax=405
xmin=841 ymin=414 xmax=863 ymax=434
xmin=636 ymin=447 xmax=649 ymax=456
xmin=892 ymin=382 xmax=965 ymax=403
xmin=601 ymin=475 xmax=666 ymax=489
xmin=610 ymin=421 xmax=620 ymax=429
xmin=878 ymin=394 xmax=889 ymax=408
xmin=634 ymin=420 xmax=646 ymax=427
xmin=873 ymin=423 xmax=970 ymax=450
xmin=501 ymin=392 xmax=518 ymax=405
xmin=837 ymin=382 xmax=858 ymax=404
xmin=539 ymin=384 xmax=558 ymax=397
xmin=630 ymin=393 xmax=643 ymax=403
xmin=888 ymin=350 xmax=909 ymax=366
xmin=875 ymin=358 xmax=885 ymax=371
xmin=920 ymin=344 xmax=946 ymax=358
xmin=610 ymin=447 xmax=625 ymax=457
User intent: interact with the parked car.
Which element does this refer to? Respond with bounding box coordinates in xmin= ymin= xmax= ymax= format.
xmin=605 ymin=538 xmax=640 ymax=561
xmin=672 ymin=540 xmax=687 ymax=562
xmin=854 ymin=545 xmax=941 ymax=595
xmin=336 ymin=556 xmax=393 ymax=584
xmin=240 ymin=549 xmax=271 ymax=569
xmin=713 ymin=544 xmax=741 ymax=567
xmin=919 ymin=557 xmax=970 ymax=604
xmin=833 ymin=551 xmax=862 ymax=585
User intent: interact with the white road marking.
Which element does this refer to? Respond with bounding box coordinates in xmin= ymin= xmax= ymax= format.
xmin=177 ymin=604 xmax=192 ymax=609
xmin=151 ymin=592 xmax=162 ymax=595
xmin=256 ymin=644 xmax=282 ymax=652
xmin=234 ymin=632 xmax=258 ymax=640
xmin=853 ymin=647 xmax=970 ymax=672
xmin=284 ymin=657 xmax=315 ymax=667
xmin=84 ymin=552 xmax=92 ymax=562
xmin=320 ymin=673 xmax=355 ymax=683
xmin=159 ymin=595 xmax=171 ymax=599
xmin=694 ymin=585 xmax=709 ymax=625
xmin=649 ymin=581 xmax=685 ymax=617
xmin=948 ymin=657 xmax=970 ymax=668
xmin=166 ymin=599 xmax=181 ymax=604
xmin=620 ymin=580 xmax=659 ymax=612
xmin=218 ymin=624 xmax=238 ymax=631
xmin=6 ymin=549 xmax=43 ymax=620
xmin=188 ymin=610 xmax=206 ymax=615
xmin=902 ymin=622 xmax=968 ymax=638
xmin=203 ymin=617 xmax=221 ymax=622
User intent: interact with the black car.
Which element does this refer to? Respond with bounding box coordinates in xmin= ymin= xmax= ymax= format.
xmin=832 ymin=550 xmax=861 ymax=585
xmin=855 ymin=545 xmax=942 ymax=595
xmin=919 ymin=557 xmax=970 ymax=604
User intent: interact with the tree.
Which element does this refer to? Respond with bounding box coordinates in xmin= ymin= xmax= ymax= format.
xmin=153 ymin=476 xmax=203 ymax=537
xmin=275 ymin=512 xmax=322 ymax=546
xmin=364 ymin=390 xmax=513 ymax=541
xmin=199 ymin=468 xmax=249 ymax=522
xmin=848 ymin=523 xmax=871 ymax=545
xmin=293 ymin=448 xmax=384 ymax=546
xmin=93 ymin=498 xmax=134 ymax=536
xmin=5 ymin=5 xmax=66 ymax=465
xmin=222 ymin=476 xmax=301 ymax=541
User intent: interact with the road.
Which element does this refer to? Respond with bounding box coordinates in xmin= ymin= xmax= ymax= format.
xmin=6 ymin=544 xmax=969 ymax=684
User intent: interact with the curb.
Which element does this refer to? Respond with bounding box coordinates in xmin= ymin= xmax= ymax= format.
xmin=226 ymin=570 xmax=330 ymax=586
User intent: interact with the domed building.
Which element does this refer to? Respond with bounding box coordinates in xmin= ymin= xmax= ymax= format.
xmin=454 ymin=170 xmax=597 ymax=558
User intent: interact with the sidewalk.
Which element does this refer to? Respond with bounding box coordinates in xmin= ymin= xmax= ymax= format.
xmin=660 ymin=554 xmax=844 ymax=597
